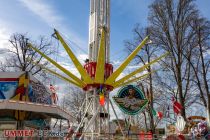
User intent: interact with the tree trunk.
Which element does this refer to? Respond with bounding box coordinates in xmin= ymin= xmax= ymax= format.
xmin=177 ymin=60 xmax=186 ymax=120
xmin=198 ymin=27 xmax=210 ymax=127
xmin=148 ymin=65 xmax=156 ymax=135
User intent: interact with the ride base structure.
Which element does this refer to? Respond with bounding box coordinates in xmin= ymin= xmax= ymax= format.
xmin=27 ymin=0 xmax=168 ymax=139
xmin=0 ymin=72 xmax=75 ymax=138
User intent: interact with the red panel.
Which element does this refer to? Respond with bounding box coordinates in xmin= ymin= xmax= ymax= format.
xmin=83 ymin=62 xmax=114 ymax=91
xmin=139 ymin=132 xmax=153 ymax=140
xmin=0 ymin=78 xmax=18 ymax=81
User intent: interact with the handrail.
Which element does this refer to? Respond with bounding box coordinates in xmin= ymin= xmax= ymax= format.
xmin=0 ymin=99 xmax=76 ymax=121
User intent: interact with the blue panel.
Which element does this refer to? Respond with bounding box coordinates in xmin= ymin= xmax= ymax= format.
xmin=0 ymin=82 xmax=18 ymax=99
xmin=0 ymin=90 xmax=6 ymax=99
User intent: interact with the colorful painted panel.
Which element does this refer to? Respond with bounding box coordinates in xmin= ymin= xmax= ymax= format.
xmin=113 ymin=85 xmax=148 ymax=115
xmin=0 ymin=81 xmax=18 ymax=100
xmin=0 ymin=73 xmax=52 ymax=105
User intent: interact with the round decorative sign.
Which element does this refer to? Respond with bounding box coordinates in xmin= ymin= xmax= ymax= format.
xmin=113 ymin=85 xmax=148 ymax=115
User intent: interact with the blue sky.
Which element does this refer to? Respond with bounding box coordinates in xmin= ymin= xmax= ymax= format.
xmin=0 ymin=0 xmax=209 ymax=120
xmin=0 ymin=0 xmax=210 ymax=62
xmin=0 ymin=0 xmax=152 ymax=63
xmin=0 ymin=0 xmax=209 ymax=92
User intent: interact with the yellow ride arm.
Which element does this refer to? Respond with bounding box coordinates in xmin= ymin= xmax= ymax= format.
xmin=114 ymin=52 xmax=169 ymax=86
xmin=113 ymin=70 xmax=158 ymax=88
xmin=27 ymin=43 xmax=86 ymax=87
xmin=105 ymin=36 xmax=150 ymax=85
xmin=94 ymin=29 xmax=105 ymax=83
xmin=42 ymin=68 xmax=83 ymax=88
xmin=28 ymin=59 xmax=84 ymax=88
xmin=54 ymin=29 xmax=93 ymax=84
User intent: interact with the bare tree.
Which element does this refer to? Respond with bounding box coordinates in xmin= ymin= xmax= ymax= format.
xmin=148 ymin=0 xmax=200 ymax=119
xmin=124 ymin=25 xmax=164 ymax=133
xmin=0 ymin=33 xmax=52 ymax=76
xmin=0 ymin=61 xmax=7 ymax=71
xmin=185 ymin=17 xmax=210 ymax=122
xmin=62 ymin=86 xmax=86 ymax=120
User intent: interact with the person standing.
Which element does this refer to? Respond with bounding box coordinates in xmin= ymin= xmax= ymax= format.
xmin=50 ymin=84 xmax=58 ymax=104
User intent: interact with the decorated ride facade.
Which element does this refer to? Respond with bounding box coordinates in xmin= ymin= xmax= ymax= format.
xmin=0 ymin=72 xmax=74 ymax=135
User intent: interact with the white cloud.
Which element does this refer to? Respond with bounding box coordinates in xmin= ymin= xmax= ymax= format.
xmin=112 ymin=60 xmax=121 ymax=66
xmin=127 ymin=65 xmax=141 ymax=69
xmin=78 ymin=54 xmax=88 ymax=64
xmin=56 ymin=61 xmax=80 ymax=77
xmin=0 ymin=26 xmax=10 ymax=49
xmin=19 ymin=0 xmax=86 ymax=48
xmin=19 ymin=0 xmax=62 ymax=27
xmin=0 ymin=23 xmax=12 ymax=61
xmin=16 ymin=0 xmax=90 ymax=87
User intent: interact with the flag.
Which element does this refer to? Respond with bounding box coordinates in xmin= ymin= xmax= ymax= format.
xmin=157 ymin=112 xmax=163 ymax=119
xmin=99 ymin=85 xmax=105 ymax=106
xmin=152 ymin=108 xmax=163 ymax=119
xmin=99 ymin=92 xmax=105 ymax=106
xmin=172 ymin=97 xmax=182 ymax=115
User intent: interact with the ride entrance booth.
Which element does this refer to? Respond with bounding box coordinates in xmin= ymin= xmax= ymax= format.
xmin=0 ymin=72 xmax=75 ymax=138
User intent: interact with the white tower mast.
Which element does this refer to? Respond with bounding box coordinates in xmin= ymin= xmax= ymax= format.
xmin=71 ymin=0 xmax=115 ymax=138
xmin=82 ymin=0 xmax=111 ymax=139
xmin=89 ymin=0 xmax=110 ymax=63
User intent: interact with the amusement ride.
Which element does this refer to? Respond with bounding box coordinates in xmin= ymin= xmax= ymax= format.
xmin=27 ymin=0 xmax=168 ymax=139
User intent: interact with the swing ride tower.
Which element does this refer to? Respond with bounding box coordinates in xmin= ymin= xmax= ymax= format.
xmin=82 ymin=0 xmax=112 ymax=139
xmin=27 ymin=0 xmax=169 ymax=139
